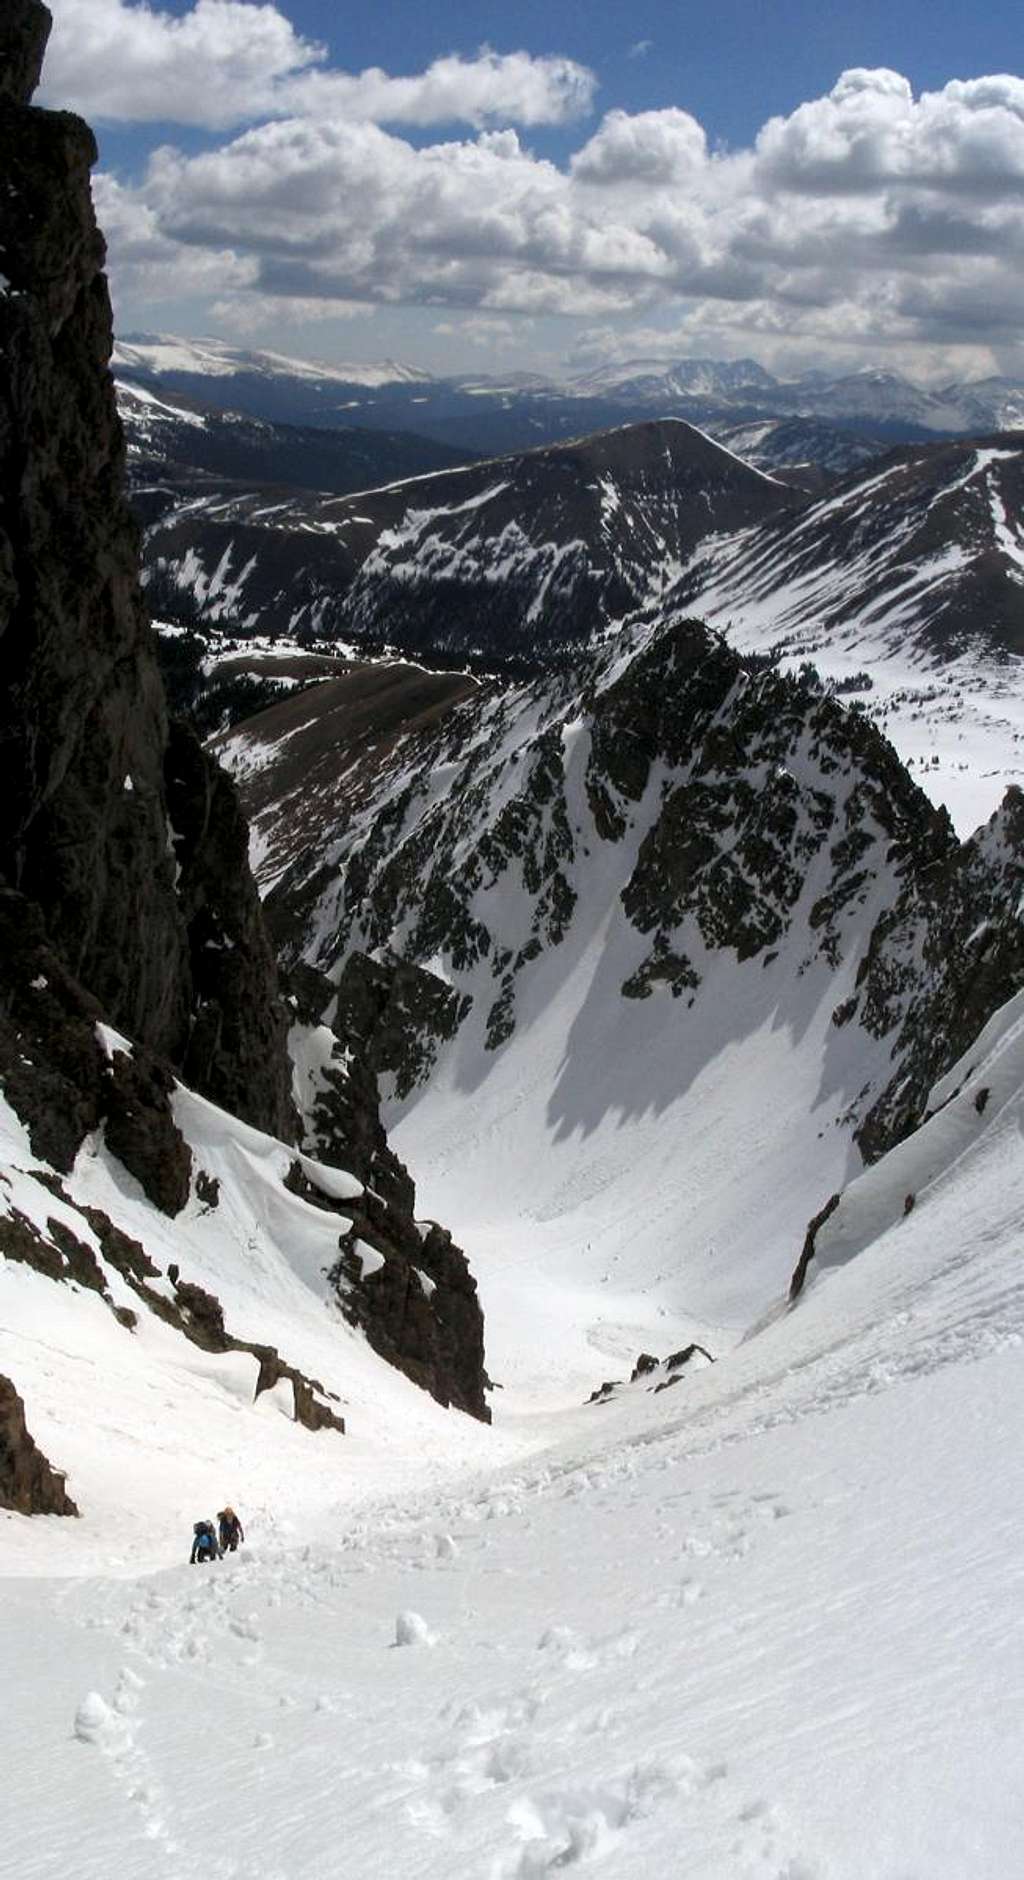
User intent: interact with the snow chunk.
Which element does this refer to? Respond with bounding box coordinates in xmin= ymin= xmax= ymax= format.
xmin=295 ymin=1151 xmax=362 ymax=1203
xmin=74 ymin=1692 xmax=121 ymax=1746
xmin=394 ymin=1609 xmax=436 ymax=1648
xmin=353 ymin=1239 xmax=386 ymax=1280
xmin=95 ymin=1024 xmax=133 ymax=1062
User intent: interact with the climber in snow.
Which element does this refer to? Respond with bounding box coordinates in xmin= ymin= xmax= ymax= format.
xmin=218 ymin=1506 xmax=245 ymax=1553
xmin=190 ymin=1520 xmax=220 ymax=1564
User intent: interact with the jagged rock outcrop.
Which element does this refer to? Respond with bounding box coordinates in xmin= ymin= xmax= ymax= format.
xmin=285 ymin=960 xmax=416 ymax=1214
xmin=0 ymin=889 xmax=193 ymax=1205
xmin=0 ymin=1373 xmax=77 ymax=1515
xmin=0 ymin=0 xmax=49 ymax=105
xmin=282 ymin=965 xmax=489 ymax=1419
xmin=165 ymin=721 xmax=293 ymax=1136
xmin=331 ymin=1208 xmax=489 ymax=1422
xmin=0 ymin=2 xmax=293 ymax=1155
xmin=588 ymin=1344 xmax=715 ymax=1405
xmin=0 ymin=1184 xmax=346 ymax=1434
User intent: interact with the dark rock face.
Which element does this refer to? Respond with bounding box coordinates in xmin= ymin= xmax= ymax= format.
xmin=0 ymin=3 xmax=293 ymax=1154
xmin=0 ymin=57 xmax=189 ymax=1051
xmin=0 ymin=7 xmax=492 ymax=1439
xmin=166 ymin=721 xmax=294 ymax=1139
xmin=286 ymin=960 xmax=415 ymax=1215
xmin=332 ymin=951 xmax=464 ymax=1111
xmin=283 ymin=963 xmax=490 ymax=1420
xmin=332 ymin=1209 xmax=490 ymax=1423
xmin=0 ymin=0 xmax=50 ymax=106
xmin=0 ymin=889 xmax=193 ymax=1211
xmin=0 ymin=1373 xmax=77 ymax=1516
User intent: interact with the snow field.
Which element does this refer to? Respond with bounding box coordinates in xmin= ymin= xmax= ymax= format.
xmin=5 ymin=980 xmax=1024 ymax=1872
xmin=4 ymin=1250 xmax=1023 ymax=1878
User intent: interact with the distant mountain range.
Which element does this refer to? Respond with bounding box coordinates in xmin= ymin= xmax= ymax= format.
xmin=114 ymin=333 xmax=1024 ymax=461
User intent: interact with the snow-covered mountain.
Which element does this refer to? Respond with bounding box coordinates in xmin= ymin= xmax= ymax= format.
xmin=669 ymin=435 xmax=1024 ymax=833
xmin=141 ymin=418 xmax=799 ymax=661
xmin=216 ymin=615 xmax=1024 ymax=1392
xmin=114 ymin=334 xmax=431 ymax=390
xmin=770 ymin=366 xmax=973 ymax=431
xmin=141 ymin=419 xmax=1024 ymax=831
xmin=713 ymin=416 xmax=885 ymax=484
xmin=7 ymin=16 xmax=1024 ymax=1871
xmin=567 ymin=355 xmax=778 ymax=401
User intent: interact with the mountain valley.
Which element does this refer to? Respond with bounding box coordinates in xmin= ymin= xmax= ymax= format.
xmin=3 ymin=10 xmax=1024 ymax=1877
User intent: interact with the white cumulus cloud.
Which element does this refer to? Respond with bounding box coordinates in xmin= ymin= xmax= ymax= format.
xmin=41 ymin=0 xmax=596 ymax=130
xmin=38 ymin=5 xmax=1024 ymax=374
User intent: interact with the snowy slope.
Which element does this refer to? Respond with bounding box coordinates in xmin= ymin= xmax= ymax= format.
xmin=0 ymin=1069 xmax=511 ymax=1578
xmin=671 ymin=436 xmax=1024 ymax=833
xmin=141 ymin=419 xmax=796 ymax=656
xmin=114 ymin=335 xmax=430 ymax=389
xmin=4 ymin=1016 xmax=1024 ymax=1876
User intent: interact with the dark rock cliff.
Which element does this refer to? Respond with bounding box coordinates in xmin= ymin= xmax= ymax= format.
xmin=0 ymin=3 xmax=490 ymax=1441
xmin=0 ymin=3 xmax=293 ymax=1152
xmin=0 ymin=1372 xmax=77 ymax=1516
xmin=285 ymin=962 xmax=490 ymax=1420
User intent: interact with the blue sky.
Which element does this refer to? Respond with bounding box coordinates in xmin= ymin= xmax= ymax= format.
xmin=39 ymin=0 xmax=1024 ymax=380
xmin=264 ymin=0 xmax=1024 ymax=146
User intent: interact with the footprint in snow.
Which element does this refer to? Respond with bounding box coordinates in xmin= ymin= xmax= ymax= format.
xmin=74 ymin=1668 xmax=180 ymax=1858
xmin=493 ymin=1759 xmax=680 ymax=1876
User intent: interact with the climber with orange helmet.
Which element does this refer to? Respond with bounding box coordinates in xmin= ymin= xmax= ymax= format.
xmin=218 ymin=1506 xmax=245 ymax=1553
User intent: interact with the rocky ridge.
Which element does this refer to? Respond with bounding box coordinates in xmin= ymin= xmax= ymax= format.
xmin=117 ymin=376 xmax=478 ymax=522
xmin=0 ymin=1371 xmax=77 ymax=1517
